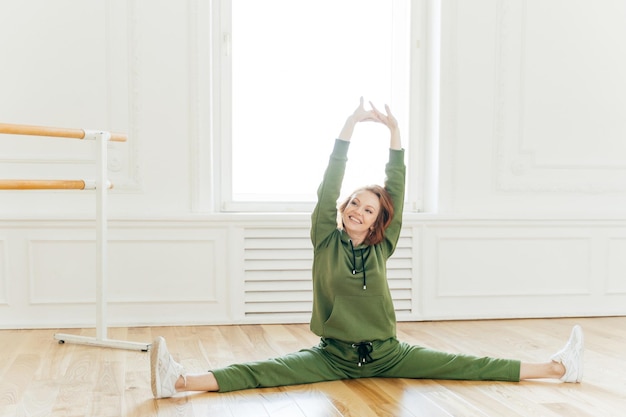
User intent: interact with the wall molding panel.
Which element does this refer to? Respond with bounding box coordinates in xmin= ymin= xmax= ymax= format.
xmin=494 ymin=0 xmax=626 ymax=194
xmin=434 ymin=236 xmax=591 ymax=297
xmin=28 ymin=238 xmax=95 ymax=305
xmin=421 ymin=221 xmax=626 ymax=319
xmin=1 ymin=220 xmax=231 ymax=328
xmin=27 ymin=237 xmax=224 ymax=305
xmin=0 ymin=0 xmax=136 ymax=187
xmin=1 ymin=217 xmax=626 ymax=329
xmin=438 ymin=0 xmax=626 ymax=216
xmin=607 ymin=237 xmax=626 ymax=295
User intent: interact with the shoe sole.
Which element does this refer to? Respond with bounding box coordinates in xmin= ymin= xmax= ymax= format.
xmin=150 ymin=337 xmax=162 ymax=398
xmin=572 ymin=325 xmax=584 ymax=382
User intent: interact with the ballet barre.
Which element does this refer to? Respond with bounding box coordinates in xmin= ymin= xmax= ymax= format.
xmin=0 ymin=122 xmax=127 ymax=142
xmin=0 ymin=179 xmax=111 ymax=190
xmin=0 ymin=122 xmax=149 ymax=352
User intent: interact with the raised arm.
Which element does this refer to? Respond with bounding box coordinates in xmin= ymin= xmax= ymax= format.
xmin=312 ymin=98 xmax=377 ymax=248
xmin=369 ymin=102 xmax=405 ymax=254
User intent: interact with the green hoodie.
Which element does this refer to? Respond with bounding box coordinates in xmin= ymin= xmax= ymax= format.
xmin=310 ymin=139 xmax=406 ymax=343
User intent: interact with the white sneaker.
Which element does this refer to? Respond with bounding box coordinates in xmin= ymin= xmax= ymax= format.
xmin=150 ymin=336 xmax=186 ymax=398
xmin=550 ymin=325 xmax=584 ymax=383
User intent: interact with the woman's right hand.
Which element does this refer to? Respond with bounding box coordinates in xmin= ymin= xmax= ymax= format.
xmin=348 ymin=97 xmax=376 ymax=124
xmin=338 ymin=97 xmax=376 ymax=141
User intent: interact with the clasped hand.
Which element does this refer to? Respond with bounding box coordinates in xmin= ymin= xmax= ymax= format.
xmin=348 ymin=96 xmax=398 ymax=132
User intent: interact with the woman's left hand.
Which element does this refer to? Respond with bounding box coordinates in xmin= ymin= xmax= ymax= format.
xmin=369 ymin=102 xmax=398 ymax=131
xmin=369 ymin=102 xmax=401 ymax=150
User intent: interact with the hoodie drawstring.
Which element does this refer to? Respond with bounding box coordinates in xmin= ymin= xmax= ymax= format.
xmin=349 ymin=240 xmax=368 ymax=290
xmin=351 ymin=342 xmax=373 ymax=366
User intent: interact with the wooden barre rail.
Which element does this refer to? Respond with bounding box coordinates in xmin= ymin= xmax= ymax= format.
xmin=0 ymin=179 xmax=111 ymax=190
xmin=0 ymin=122 xmax=127 ymax=142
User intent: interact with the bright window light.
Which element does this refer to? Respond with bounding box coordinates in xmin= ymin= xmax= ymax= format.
xmin=229 ymin=0 xmax=410 ymax=208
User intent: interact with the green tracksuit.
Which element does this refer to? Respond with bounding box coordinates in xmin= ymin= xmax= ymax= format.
xmin=212 ymin=139 xmax=520 ymax=392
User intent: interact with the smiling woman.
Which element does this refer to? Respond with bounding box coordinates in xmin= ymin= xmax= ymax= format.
xmin=150 ymin=99 xmax=583 ymax=398
xmin=339 ymin=185 xmax=394 ymax=247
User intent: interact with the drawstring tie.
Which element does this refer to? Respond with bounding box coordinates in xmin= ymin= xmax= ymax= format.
xmin=350 ymin=240 xmax=368 ymax=290
xmin=351 ymin=342 xmax=373 ymax=367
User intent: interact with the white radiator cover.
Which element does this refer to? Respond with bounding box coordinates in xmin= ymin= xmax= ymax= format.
xmin=242 ymin=227 xmax=415 ymax=322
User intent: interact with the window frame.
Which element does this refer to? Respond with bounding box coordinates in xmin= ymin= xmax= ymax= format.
xmin=210 ymin=0 xmax=428 ymax=214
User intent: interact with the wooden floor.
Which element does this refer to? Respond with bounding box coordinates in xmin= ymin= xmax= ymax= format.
xmin=0 ymin=316 xmax=624 ymax=417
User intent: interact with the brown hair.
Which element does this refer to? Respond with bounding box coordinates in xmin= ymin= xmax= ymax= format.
xmin=338 ymin=185 xmax=395 ymax=246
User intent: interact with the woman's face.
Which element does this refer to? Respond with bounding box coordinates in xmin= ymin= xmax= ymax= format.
xmin=341 ymin=190 xmax=380 ymax=238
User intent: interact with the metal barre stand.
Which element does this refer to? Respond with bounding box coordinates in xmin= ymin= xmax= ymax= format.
xmin=0 ymin=123 xmax=150 ymax=352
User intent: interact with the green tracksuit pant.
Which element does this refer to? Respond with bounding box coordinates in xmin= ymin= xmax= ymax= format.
xmin=211 ymin=337 xmax=521 ymax=392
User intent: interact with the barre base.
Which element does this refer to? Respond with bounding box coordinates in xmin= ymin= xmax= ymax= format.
xmin=54 ymin=333 xmax=150 ymax=352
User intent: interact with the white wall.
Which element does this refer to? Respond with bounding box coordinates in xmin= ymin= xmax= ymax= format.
xmin=438 ymin=0 xmax=626 ymax=216
xmin=1 ymin=0 xmax=625 ymax=329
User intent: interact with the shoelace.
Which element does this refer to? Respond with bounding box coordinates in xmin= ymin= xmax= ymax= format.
xmin=351 ymin=342 xmax=373 ymax=367
xmin=349 ymin=240 xmax=369 ymax=290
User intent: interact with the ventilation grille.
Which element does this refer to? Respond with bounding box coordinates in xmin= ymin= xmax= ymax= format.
xmin=244 ymin=227 xmax=414 ymax=322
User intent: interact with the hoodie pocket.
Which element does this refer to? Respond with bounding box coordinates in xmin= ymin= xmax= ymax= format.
xmin=323 ymin=295 xmax=395 ymax=342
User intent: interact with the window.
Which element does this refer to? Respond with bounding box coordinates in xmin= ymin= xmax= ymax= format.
xmin=216 ymin=0 xmax=416 ymax=212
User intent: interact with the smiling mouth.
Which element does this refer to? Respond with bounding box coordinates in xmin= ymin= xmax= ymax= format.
xmin=348 ymin=215 xmax=362 ymax=224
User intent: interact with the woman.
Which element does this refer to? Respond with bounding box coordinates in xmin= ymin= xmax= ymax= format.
xmin=151 ymin=98 xmax=583 ymax=398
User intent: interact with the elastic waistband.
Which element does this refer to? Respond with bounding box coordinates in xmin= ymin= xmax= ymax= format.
xmin=321 ymin=337 xmax=393 ymax=346
xmin=320 ymin=337 xmax=398 ymax=366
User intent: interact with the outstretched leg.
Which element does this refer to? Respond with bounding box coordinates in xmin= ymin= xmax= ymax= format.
xmin=377 ymin=325 xmax=583 ymax=383
xmin=150 ymin=336 xmax=348 ymax=398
